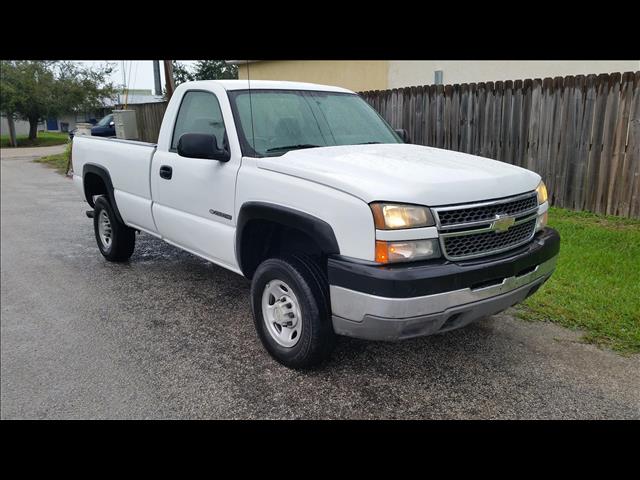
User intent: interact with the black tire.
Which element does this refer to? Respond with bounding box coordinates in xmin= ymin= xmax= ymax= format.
xmin=93 ymin=195 xmax=135 ymax=262
xmin=251 ymin=256 xmax=336 ymax=369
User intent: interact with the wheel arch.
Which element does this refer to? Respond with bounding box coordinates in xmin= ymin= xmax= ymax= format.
xmin=82 ymin=164 xmax=124 ymax=225
xmin=236 ymin=202 xmax=340 ymax=279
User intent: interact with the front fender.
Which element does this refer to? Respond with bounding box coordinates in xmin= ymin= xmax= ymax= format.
xmin=235 ymin=201 xmax=340 ymax=275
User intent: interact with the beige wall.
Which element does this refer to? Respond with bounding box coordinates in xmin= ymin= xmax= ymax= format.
xmin=238 ymin=61 xmax=389 ymax=92
xmin=237 ymin=60 xmax=639 ymax=92
xmin=387 ymin=60 xmax=640 ymax=88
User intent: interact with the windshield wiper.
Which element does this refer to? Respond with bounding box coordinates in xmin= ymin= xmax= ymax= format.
xmin=356 ymin=141 xmax=381 ymax=145
xmin=266 ymin=144 xmax=321 ymax=152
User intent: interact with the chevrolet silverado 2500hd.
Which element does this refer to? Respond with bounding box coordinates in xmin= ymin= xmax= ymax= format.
xmin=72 ymin=80 xmax=560 ymax=369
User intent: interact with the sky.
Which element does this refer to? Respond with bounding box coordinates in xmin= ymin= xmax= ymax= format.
xmin=75 ymin=61 xmax=197 ymax=93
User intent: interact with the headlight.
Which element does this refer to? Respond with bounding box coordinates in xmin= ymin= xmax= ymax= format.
xmin=370 ymin=203 xmax=435 ymax=230
xmin=536 ymin=181 xmax=548 ymax=205
xmin=375 ymin=239 xmax=440 ymax=263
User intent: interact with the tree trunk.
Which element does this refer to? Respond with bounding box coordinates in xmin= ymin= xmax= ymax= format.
xmin=6 ymin=113 xmax=18 ymax=147
xmin=28 ymin=116 xmax=39 ymax=140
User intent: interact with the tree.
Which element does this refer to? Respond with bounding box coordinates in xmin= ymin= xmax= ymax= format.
xmin=0 ymin=61 xmax=20 ymax=146
xmin=0 ymin=61 xmax=115 ymax=143
xmin=172 ymin=60 xmax=194 ymax=84
xmin=172 ymin=60 xmax=238 ymax=86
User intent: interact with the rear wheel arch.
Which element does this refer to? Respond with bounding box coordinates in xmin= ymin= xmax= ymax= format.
xmin=82 ymin=164 xmax=124 ymax=224
xmin=236 ymin=202 xmax=340 ymax=279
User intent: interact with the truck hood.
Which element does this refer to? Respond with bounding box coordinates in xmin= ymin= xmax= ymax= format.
xmin=257 ymin=144 xmax=541 ymax=206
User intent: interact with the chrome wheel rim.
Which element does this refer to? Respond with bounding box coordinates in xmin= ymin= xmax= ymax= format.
xmin=261 ymin=280 xmax=302 ymax=348
xmin=98 ymin=209 xmax=112 ymax=249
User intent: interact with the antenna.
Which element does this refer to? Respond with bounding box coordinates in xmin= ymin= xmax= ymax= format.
xmin=246 ymin=60 xmax=256 ymax=153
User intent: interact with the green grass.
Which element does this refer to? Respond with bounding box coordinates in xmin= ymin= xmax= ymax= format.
xmin=1 ymin=131 xmax=69 ymax=148
xmin=516 ymin=207 xmax=640 ymax=354
xmin=34 ymin=143 xmax=71 ymax=174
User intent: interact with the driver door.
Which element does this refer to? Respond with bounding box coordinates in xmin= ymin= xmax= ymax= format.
xmin=151 ymin=89 xmax=241 ymax=272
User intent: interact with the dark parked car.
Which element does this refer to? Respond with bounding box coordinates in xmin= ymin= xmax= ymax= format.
xmin=91 ymin=114 xmax=116 ymax=137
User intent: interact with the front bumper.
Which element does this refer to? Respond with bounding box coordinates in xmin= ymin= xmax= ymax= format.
xmin=328 ymin=227 xmax=560 ymax=341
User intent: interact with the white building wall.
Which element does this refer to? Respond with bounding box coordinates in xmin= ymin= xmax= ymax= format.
xmin=0 ymin=116 xmax=46 ymax=137
xmin=58 ymin=114 xmax=80 ymax=133
xmin=387 ymin=60 xmax=640 ymax=89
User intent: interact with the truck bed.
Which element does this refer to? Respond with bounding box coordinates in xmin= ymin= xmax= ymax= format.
xmin=72 ymin=135 xmax=159 ymax=234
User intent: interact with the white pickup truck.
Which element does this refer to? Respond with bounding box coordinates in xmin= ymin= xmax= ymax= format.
xmin=72 ymin=80 xmax=560 ymax=369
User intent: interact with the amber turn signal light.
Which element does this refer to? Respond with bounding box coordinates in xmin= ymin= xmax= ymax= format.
xmin=375 ymin=241 xmax=390 ymax=263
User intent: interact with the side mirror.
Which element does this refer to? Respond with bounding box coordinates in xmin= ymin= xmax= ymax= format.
xmin=109 ymin=121 xmax=115 ymax=127
xmin=395 ymin=128 xmax=410 ymax=143
xmin=177 ymin=133 xmax=230 ymax=162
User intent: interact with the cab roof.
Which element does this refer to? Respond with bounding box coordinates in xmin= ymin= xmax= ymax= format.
xmin=179 ymin=79 xmax=355 ymax=94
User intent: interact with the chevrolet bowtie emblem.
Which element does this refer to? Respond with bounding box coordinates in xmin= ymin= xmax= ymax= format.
xmin=492 ymin=214 xmax=515 ymax=232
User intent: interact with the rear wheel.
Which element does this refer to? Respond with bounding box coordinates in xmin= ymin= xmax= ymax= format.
xmin=93 ymin=195 xmax=135 ymax=262
xmin=251 ymin=256 xmax=335 ymax=369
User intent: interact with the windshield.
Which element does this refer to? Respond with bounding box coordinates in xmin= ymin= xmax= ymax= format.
xmin=97 ymin=114 xmax=113 ymax=127
xmin=228 ymin=90 xmax=401 ymax=157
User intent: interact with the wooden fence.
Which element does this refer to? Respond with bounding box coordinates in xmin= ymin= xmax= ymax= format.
xmin=116 ymin=101 xmax=168 ymax=143
xmin=361 ymin=72 xmax=640 ymax=218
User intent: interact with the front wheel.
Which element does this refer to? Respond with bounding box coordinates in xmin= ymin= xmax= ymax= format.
xmin=251 ymin=256 xmax=335 ymax=369
xmin=93 ymin=195 xmax=135 ymax=262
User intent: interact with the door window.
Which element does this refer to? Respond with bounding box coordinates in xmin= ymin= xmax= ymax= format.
xmin=171 ymin=91 xmax=227 ymax=151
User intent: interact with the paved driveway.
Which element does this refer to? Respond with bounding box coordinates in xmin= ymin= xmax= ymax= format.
xmin=1 ymin=149 xmax=639 ymax=419
xmin=0 ymin=144 xmax=67 ymax=160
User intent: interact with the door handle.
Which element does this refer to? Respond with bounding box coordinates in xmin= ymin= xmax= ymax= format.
xmin=159 ymin=165 xmax=173 ymax=180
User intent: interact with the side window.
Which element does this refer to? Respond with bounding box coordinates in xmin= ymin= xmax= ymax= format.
xmin=171 ymin=91 xmax=227 ymax=151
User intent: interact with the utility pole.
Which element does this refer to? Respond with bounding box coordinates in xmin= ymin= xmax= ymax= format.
xmin=163 ymin=60 xmax=175 ymax=100
xmin=153 ymin=61 xmax=162 ymax=96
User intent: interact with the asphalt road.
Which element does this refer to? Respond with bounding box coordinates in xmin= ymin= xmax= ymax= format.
xmin=1 ymin=148 xmax=639 ymax=419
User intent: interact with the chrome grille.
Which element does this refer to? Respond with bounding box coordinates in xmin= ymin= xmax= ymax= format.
xmin=443 ymin=219 xmax=537 ymax=260
xmin=436 ymin=193 xmax=538 ymax=227
xmin=433 ymin=191 xmax=539 ymax=261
